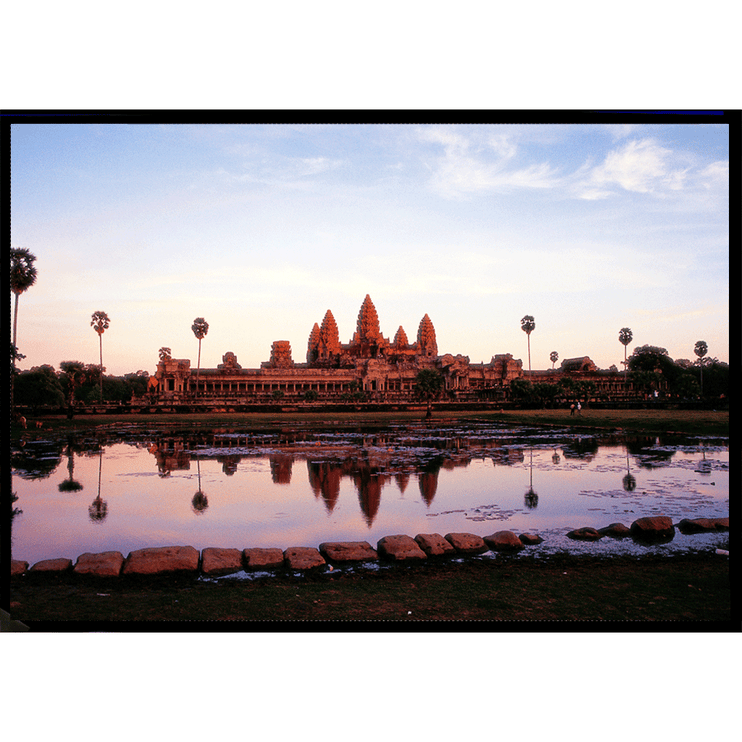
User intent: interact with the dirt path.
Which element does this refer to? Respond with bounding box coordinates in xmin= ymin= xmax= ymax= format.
xmin=7 ymin=553 xmax=733 ymax=629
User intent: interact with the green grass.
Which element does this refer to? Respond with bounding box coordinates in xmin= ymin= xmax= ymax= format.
xmin=12 ymin=408 xmax=729 ymax=438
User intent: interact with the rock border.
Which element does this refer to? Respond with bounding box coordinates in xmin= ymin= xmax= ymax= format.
xmin=10 ymin=516 xmax=729 ymax=579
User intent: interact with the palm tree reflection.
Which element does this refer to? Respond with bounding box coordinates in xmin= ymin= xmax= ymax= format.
xmin=192 ymin=458 xmax=209 ymax=514
xmin=623 ymin=448 xmax=636 ymax=492
xmin=88 ymin=449 xmax=108 ymax=523
xmin=59 ymin=435 xmax=83 ymax=493
xmin=524 ymin=448 xmax=538 ymax=509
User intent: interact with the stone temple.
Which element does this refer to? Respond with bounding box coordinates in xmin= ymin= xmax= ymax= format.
xmin=151 ymin=294 xmax=629 ymax=405
xmin=151 ymin=294 xmax=524 ymax=403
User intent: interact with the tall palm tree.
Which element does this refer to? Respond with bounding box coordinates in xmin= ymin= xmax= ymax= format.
xmin=694 ymin=340 xmax=708 ymax=396
xmin=10 ymin=248 xmax=37 ymax=407
xmin=191 ymin=317 xmax=209 ymax=395
xmin=619 ymin=327 xmax=633 ymax=389
xmin=520 ymin=315 xmax=535 ymax=377
xmin=550 ymin=351 xmax=558 ymax=369
xmin=91 ymin=311 xmax=110 ymax=402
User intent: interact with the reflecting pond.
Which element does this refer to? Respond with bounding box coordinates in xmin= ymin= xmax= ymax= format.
xmin=10 ymin=419 xmax=729 ymax=564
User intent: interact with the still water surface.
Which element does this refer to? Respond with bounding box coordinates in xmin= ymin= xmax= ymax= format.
xmin=11 ymin=419 xmax=729 ymax=564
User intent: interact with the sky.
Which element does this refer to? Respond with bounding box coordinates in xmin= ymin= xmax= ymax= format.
xmin=10 ymin=119 xmax=730 ymax=377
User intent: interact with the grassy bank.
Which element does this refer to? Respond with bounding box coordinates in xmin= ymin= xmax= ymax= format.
xmin=12 ymin=408 xmax=730 ymax=438
xmin=8 ymin=553 xmax=732 ymax=627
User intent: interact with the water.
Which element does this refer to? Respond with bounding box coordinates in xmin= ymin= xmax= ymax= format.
xmin=10 ymin=419 xmax=729 ymax=564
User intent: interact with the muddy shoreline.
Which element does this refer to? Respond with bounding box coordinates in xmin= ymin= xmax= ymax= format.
xmin=7 ymin=551 xmax=733 ymax=628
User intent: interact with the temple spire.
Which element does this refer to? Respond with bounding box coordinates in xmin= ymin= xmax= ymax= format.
xmin=355 ymin=294 xmax=382 ymax=345
xmin=417 ymin=314 xmax=438 ymax=357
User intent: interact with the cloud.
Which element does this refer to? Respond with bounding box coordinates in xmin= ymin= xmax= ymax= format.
xmin=416 ymin=125 xmax=559 ymax=198
xmin=573 ymin=138 xmax=699 ymax=200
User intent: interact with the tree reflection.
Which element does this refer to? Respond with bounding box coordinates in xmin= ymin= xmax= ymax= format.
xmin=58 ymin=435 xmax=83 ymax=492
xmin=88 ymin=449 xmax=108 ymax=523
xmin=622 ymin=448 xmax=636 ymax=492
xmin=697 ymin=444 xmax=711 ymax=475
xmin=192 ymin=458 xmax=209 ymax=514
xmin=524 ymin=448 xmax=539 ymax=509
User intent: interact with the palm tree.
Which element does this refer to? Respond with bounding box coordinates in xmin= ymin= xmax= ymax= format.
xmin=550 ymin=351 xmax=558 ymax=369
xmin=521 ymin=315 xmax=535 ymax=377
xmin=191 ymin=318 xmax=209 ymax=395
xmin=10 ymin=248 xmax=37 ymax=408
xmin=91 ymin=311 xmax=110 ymax=402
xmin=11 ymin=248 xmax=38 ymax=351
xmin=694 ymin=340 xmax=708 ymax=396
xmin=619 ymin=328 xmax=633 ymax=390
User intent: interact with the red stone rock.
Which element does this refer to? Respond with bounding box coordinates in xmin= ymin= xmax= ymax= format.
xmin=630 ymin=516 xmax=675 ymax=541
xmin=284 ymin=547 xmax=326 ymax=570
xmin=30 ymin=558 xmax=72 ymax=573
xmin=597 ymin=523 xmax=631 ymax=538
xmin=201 ymin=547 xmax=243 ymax=576
xmin=74 ymin=551 xmax=125 ymax=577
xmin=319 ymin=541 xmax=378 ymax=563
xmin=567 ymin=527 xmax=602 ymax=541
xmin=243 ymin=548 xmax=285 ymax=570
xmin=713 ymin=517 xmax=729 ymax=531
xmin=445 ymin=532 xmax=489 ymax=554
xmin=677 ymin=518 xmax=718 ymax=534
xmin=518 ymin=533 xmax=544 ymax=545
xmin=11 ymin=560 xmax=28 ymax=576
xmin=377 ymin=535 xmax=427 ymax=562
xmin=415 ymin=533 xmax=456 ymax=556
xmin=483 ymin=531 xmax=524 ymax=551
xmin=122 ymin=545 xmax=200 ymax=575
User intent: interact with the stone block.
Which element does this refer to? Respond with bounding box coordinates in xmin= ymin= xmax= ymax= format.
xmin=284 ymin=547 xmax=326 ymax=570
xmin=243 ymin=548 xmax=285 ymax=570
xmin=30 ymin=558 xmax=72 ymax=573
xmin=414 ymin=533 xmax=456 ymax=556
xmin=483 ymin=531 xmax=524 ymax=551
xmin=377 ymin=535 xmax=427 ymax=562
xmin=518 ymin=533 xmax=544 ymax=545
xmin=74 ymin=551 xmax=125 ymax=577
xmin=319 ymin=541 xmax=378 ymax=563
xmin=597 ymin=523 xmax=630 ymax=538
xmin=677 ymin=518 xmax=719 ymax=534
xmin=122 ymin=545 xmax=200 ymax=575
xmin=445 ymin=532 xmax=488 ymax=554
xmin=11 ymin=560 xmax=28 ymax=576
xmin=567 ymin=527 xmax=602 ymax=541
xmin=201 ymin=547 xmax=243 ymax=576
xmin=630 ymin=516 xmax=675 ymax=542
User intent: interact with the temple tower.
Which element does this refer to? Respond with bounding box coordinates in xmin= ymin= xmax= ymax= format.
xmin=353 ymin=295 xmax=382 ymax=345
xmin=318 ymin=310 xmax=341 ymax=359
xmin=417 ymin=314 xmax=438 ymax=357
xmin=393 ymin=326 xmax=409 ymax=349
xmin=307 ymin=323 xmax=320 ymax=363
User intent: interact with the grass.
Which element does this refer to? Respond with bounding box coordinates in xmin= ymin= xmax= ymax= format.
xmin=12 ymin=407 xmax=730 ymax=438
xmin=8 ymin=553 xmax=732 ymax=627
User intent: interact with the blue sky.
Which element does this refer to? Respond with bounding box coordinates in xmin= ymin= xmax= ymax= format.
xmin=10 ymin=121 xmax=729 ymax=376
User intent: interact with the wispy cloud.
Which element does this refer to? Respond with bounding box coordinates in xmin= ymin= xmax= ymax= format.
xmin=416 ymin=125 xmax=559 ymax=198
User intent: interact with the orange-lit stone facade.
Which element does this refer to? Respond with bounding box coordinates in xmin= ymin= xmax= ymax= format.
xmin=151 ymin=295 xmax=645 ymax=404
xmin=152 ymin=295 xmax=524 ymax=403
